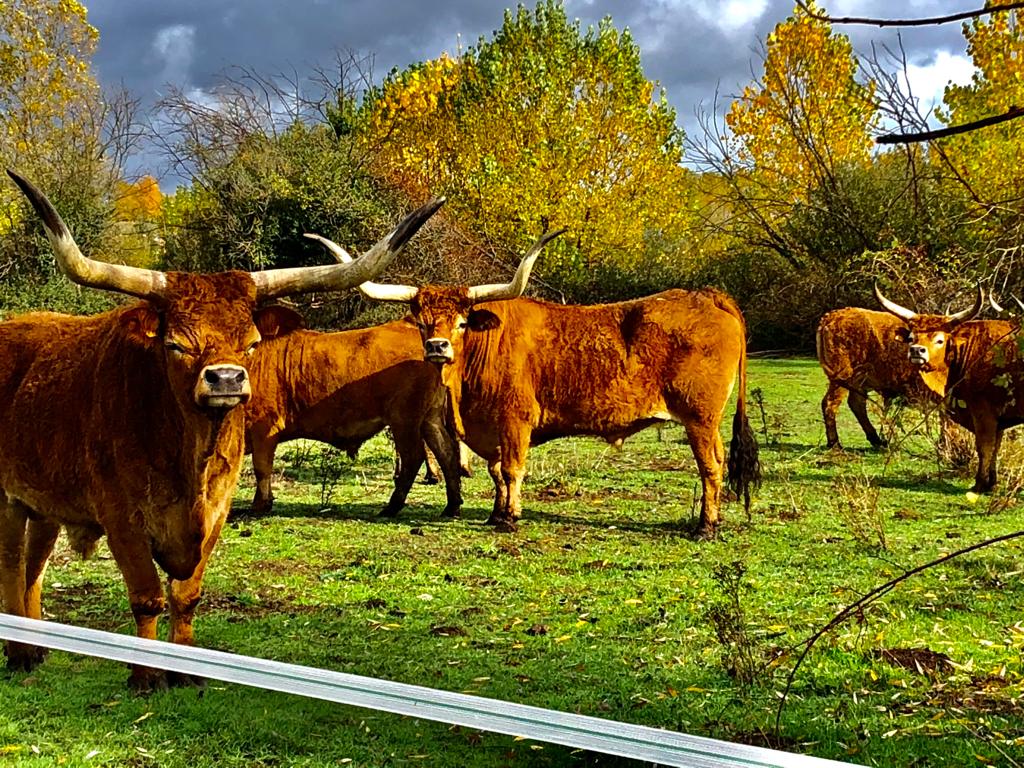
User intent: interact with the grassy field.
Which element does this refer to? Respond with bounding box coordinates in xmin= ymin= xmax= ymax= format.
xmin=1 ymin=358 xmax=1022 ymax=767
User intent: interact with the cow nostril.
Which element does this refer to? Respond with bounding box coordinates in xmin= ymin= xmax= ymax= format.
xmin=204 ymin=369 xmax=220 ymax=385
xmin=229 ymin=369 xmax=247 ymax=385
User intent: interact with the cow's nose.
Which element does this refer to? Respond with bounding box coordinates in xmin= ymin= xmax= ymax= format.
xmin=424 ymin=338 xmax=453 ymax=361
xmin=909 ymin=345 xmax=928 ymax=360
xmin=204 ymin=366 xmax=247 ymax=391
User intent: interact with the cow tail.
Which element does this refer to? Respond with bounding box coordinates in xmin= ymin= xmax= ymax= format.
xmin=726 ymin=305 xmax=762 ymax=514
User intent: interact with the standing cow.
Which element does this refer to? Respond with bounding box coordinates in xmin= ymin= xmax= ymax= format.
xmin=313 ymin=230 xmax=760 ymax=538
xmin=816 ymin=308 xmax=942 ymax=449
xmin=0 ymin=171 xmax=439 ymax=689
xmin=875 ymin=285 xmax=1022 ymax=492
xmin=243 ymin=316 xmax=462 ymax=518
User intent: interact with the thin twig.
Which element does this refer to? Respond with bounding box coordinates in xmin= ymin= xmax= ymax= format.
xmin=796 ymin=0 xmax=1024 ymax=27
xmin=877 ymin=106 xmax=1024 ymax=144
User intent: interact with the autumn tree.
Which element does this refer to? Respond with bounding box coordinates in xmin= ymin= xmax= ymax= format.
xmin=0 ymin=0 xmax=143 ymax=303
xmin=364 ymin=0 xmax=691 ymax=300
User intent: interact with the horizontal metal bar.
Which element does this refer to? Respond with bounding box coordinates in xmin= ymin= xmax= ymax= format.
xmin=0 ymin=615 xmax=854 ymax=768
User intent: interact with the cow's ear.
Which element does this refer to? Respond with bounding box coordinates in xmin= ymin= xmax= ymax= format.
xmin=467 ymin=308 xmax=501 ymax=332
xmin=894 ymin=327 xmax=911 ymax=343
xmin=121 ymin=305 xmax=163 ymax=347
xmin=254 ymin=305 xmax=304 ymax=339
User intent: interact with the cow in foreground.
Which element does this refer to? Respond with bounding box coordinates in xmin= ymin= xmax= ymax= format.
xmin=314 ymin=230 xmax=761 ymax=538
xmin=244 ymin=315 xmax=462 ymax=518
xmin=875 ymin=285 xmax=1021 ymax=492
xmin=816 ymin=308 xmax=943 ymax=449
xmin=0 ymin=171 xmax=439 ymax=689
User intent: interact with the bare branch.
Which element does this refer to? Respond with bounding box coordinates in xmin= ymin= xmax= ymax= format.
xmin=877 ymin=105 xmax=1024 ymax=144
xmin=795 ymin=0 xmax=1024 ymax=27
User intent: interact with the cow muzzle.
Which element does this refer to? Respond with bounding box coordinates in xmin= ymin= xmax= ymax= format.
xmin=908 ymin=345 xmax=929 ymax=366
xmin=195 ymin=364 xmax=251 ymax=409
xmin=424 ymin=337 xmax=454 ymax=364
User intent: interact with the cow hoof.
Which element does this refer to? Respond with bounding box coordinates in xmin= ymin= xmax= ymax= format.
xmin=459 ymin=466 xmax=474 ymax=479
xmin=486 ymin=516 xmax=518 ymax=533
xmin=4 ymin=643 xmax=47 ymax=672
xmin=695 ymin=525 xmax=719 ymax=542
xmin=870 ymin=439 xmax=889 ymax=450
xmin=441 ymin=505 xmax=462 ymax=519
xmin=167 ymin=670 xmax=207 ymax=690
xmin=421 ymin=474 xmax=440 ymax=486
xmin=378 ymin=506 xmax=401 ymax=518
xmin=128 ymin=667 xmax=170 ymax=695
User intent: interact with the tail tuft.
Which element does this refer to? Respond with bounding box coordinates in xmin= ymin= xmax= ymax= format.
xmin=728 ymin=410 xmax=761 ymax=513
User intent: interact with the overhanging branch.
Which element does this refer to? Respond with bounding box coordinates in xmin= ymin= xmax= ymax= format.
xmin=795 ymin=0 xmax=1024 ymax=27
xmin=877 ymin=105 xmax=1024 ymax=144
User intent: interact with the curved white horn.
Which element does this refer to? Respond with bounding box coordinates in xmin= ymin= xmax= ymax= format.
xmin=303 ymin=233 xmax=419 ymax=302
xmin=947 ymin=284 xmax=984 ymax=327
xmin=252 ymin=198 xmax=443 ymax=300
xmin=990 ymin=293 xmax=1006 ymax=314
xmin=9 ymin=170 xmax=167 ymax=301
xmin=466 ymin=228 xmax=566 ymax=303
xmin=874 ymin=283 xmax=918 ymax=322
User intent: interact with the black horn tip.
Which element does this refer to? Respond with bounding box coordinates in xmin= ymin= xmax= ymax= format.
xmin=389 ymin=197 xmax=446 ymax=252
xmin=6 ymin=169 xmax=67 ymax=239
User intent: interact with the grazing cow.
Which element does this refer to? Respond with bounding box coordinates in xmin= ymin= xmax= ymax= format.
xmin=875 ymin=285 xmax=1022 ymax=492
xmin=0 ymin=171 xmax=439 ymax=689
xmin=312 ymin=231 xmax=761 ymax=538
xmin=816 ymin=308 xmax=942 ymax=449
xmin=243 ymin=317 xmax=463 ymax=518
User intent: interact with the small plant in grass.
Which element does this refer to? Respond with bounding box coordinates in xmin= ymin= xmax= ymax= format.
xmin=936 ymin=419 xmax=976 ymax=476
xmin=750 ymin=387 xmax=787 ymax=447
xmin=707 ymin=561 xmax=765 ymax=690
xmin=832 ymin=469 xmax=888 ymax=551
xmin=316 ymin=446 xmax=350 ymax=508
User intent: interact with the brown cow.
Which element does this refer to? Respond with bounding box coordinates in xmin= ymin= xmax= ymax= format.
xmin=816 ymin=308 xmax=942 ymax=449
xmin=312 ymin=230 xmax=761 ymax=538
xmin=243 ymin=317 xmax=462 ymax=518
xmin=0 ymin=171 xmax=439 ymax=689
xmin=875 ymin=285 xmax=1021 ymax=492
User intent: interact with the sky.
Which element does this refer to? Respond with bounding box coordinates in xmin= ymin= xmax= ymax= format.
xmin=80 ymin=0 xmax=983 ymax=184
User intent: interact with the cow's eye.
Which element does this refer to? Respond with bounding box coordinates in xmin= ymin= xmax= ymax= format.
xmin=935 ymin=338 xmax=944 ymax=346
xmin=458 ymin=321 xmax=468 ymax=329
xmin=246 ymin=340 xmax=260 ymax=356
xmin=165 ymin=341 xmax=189 ymax=356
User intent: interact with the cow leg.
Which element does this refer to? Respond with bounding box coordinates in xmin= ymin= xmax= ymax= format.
xmin=489 ymin=428 xmax=530 ymax=532
xmin=0 ymin=499 xmax=45 ymax=671
xmin=822 ymin=382 xmax=846 ymax=449
xmin=684 ymin=421 xmax=726 ymax=540
xmin=421 ymin=420 xmax=463 ymax=518
xmin=458 ymin=442 xmax=474 ymax=478
xmin=422 ymin=447 xmax=441 ymax=485
xmin=847 ymin=390 xmax=887 ymax=448
xmin=971 ymin=413 xmax=999 ymax=493
xmin=105 ymin=529 xmax=169 ymax=692
xmin=164 ymin=509 xmax=228 ymax=688
xmin=23 ymin=517 xmax=60 ymax=621
xmin=487 ymin=458 xmax=507 ymax=522
xmin=248 ymin=433 xmax=278 ymax=517
xmin=381 ymin=428 xmax=426 ymax=518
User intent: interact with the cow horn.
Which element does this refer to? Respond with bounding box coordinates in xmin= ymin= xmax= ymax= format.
xmin=466 ymin=228 xmax=566 ymax=303
xmin=8 ymin=169 xmax=168 ymax=301
xmin=874 ymin=283 xmax=918 ymax=322
xmin=990 ymin=294 xmax=1006 ymax=314
xmin=253 ymin=198 xmax=444 ymax=300
xmin=946 ymin=284 xmax=984 ymax=327
xmin=303 ymin=233 xmax=419 ymax=302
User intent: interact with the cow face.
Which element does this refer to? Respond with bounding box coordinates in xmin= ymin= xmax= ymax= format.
xmin=409 ymin=286 xmax=501 ymax=364
xmin=893 ymin=319 xmax=952 ymax=371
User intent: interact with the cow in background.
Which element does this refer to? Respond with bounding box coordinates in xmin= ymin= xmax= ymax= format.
xmin=243 ymin=315 xmax=463 ymax=518
xmin=875 ymin=285 xmax=1023 ymax=492
xmin=313 ymin=230 xmax=760 ymax=538
xmin=0 ymin=170 xmax=439 ymax=689
xmin=816 ymin=308 xmax=943 ymax=449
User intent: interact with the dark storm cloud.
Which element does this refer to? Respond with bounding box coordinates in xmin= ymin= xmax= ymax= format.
xmin=81 ymin=0 xmax=983 ymax=181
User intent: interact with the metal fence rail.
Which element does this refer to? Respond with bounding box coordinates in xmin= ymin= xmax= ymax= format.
xmin=0 ymin=615 xmax=856 ymax=768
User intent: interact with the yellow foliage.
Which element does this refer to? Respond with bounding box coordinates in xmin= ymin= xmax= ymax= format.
xmin=114 ymin=176 xmax=163 ymax=221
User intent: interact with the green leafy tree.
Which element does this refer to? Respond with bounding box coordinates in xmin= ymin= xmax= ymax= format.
xmin=364 ymin=0 xmax=689 ymax=299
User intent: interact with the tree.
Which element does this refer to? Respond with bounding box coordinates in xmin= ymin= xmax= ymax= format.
xmin=363 ymin=1 xmax=690 ymax=300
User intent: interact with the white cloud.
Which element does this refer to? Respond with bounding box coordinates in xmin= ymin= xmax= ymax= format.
xmin=904 ymin=49 xmax=975 ymax=112
xmin=153 ymin=24 xmax=196 ymax=86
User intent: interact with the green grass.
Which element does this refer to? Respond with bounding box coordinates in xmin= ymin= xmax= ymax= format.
xmin=2 ymin=358 xmax=1023 ymax=767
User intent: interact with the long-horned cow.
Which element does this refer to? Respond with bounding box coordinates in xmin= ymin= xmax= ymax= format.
xmin=875 ymin=285 xmax=1022 ymax=492
xmin=313 ymin=230 xmax=761 ymax=538
xmin=816 ymin=308 xmax=943 ymax=449
xmin=0 ymin=171 xmax=439 ymax=689
xmin=243 ymin=314 xmax=462 ymax=518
